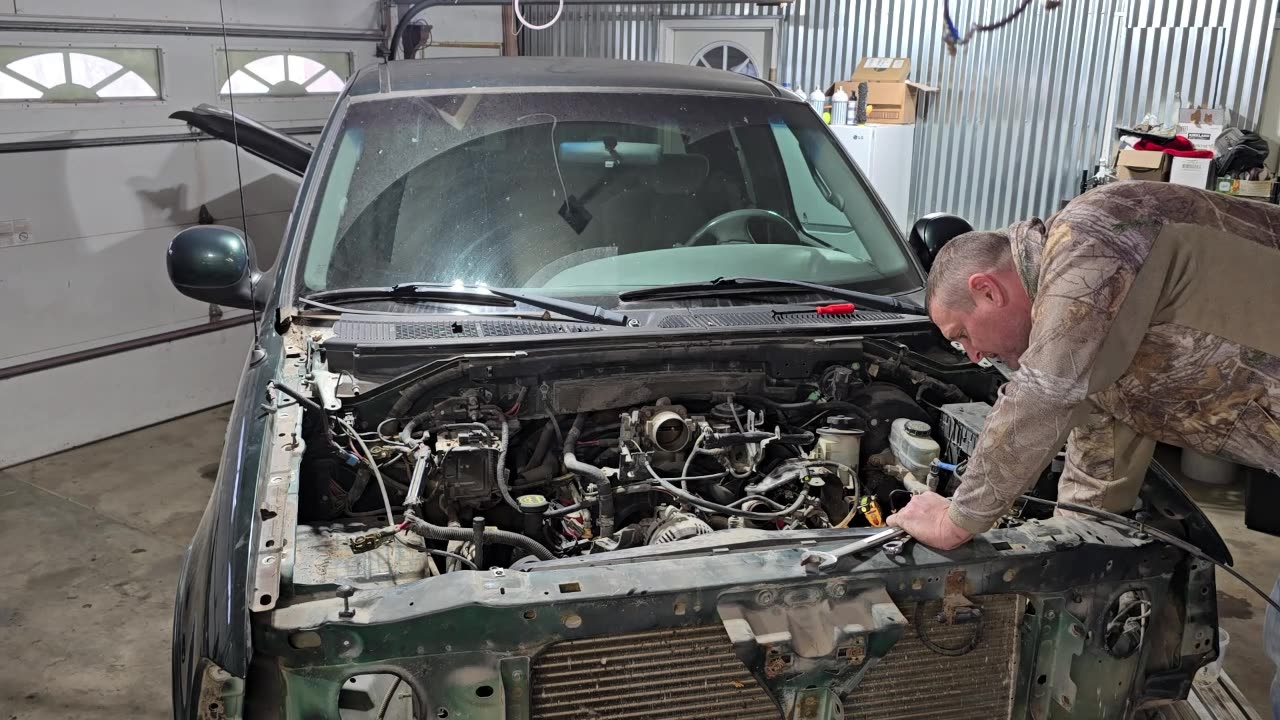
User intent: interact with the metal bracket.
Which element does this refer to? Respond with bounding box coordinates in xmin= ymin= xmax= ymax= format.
xmin=939 ymin=569 xmax=980 ymax=625
xmin=252 ymin=375 xmax=306 ymax=613
xmin=719 ymin=581 xmax=907 ymax=719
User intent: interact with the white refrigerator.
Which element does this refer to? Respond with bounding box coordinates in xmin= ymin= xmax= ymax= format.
xmin=828 ymin=123 xmax=915 ymax=233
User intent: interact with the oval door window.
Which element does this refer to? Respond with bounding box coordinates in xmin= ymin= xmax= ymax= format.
xmin=691 ymin=41 xmax=760 ymax=78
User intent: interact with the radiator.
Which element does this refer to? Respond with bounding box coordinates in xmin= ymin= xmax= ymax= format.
xmin=529 ymin=625 xmax=778 ymax=720
xmin=529 ymin=594 xmax=1021 ymax=720
xmin=845 ymin=594 xmax=1022 ymax=720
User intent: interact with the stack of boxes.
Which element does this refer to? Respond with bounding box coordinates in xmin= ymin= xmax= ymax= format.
xmin=1171 ymin=107 xmax=1222 ymax=188
xmin=1113 ymin=107 xmax=1223 ymax=189
xmin=827 ymin=58 xmax=935 ymax=125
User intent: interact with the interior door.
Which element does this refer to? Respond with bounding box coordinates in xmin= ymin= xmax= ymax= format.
xmin=659 ymin=19 xmax=780 ymax=81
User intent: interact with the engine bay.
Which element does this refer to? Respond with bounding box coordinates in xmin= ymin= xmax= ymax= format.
xmin=239 ymin=331 xmax=1222 ymax=720
xmin=275 ymin=336 xmax=1024 ymax=584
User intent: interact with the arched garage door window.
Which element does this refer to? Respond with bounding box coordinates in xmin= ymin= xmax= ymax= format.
xmin=691 ymin=41 xmax=759 ymax=78
xmin=0 ymin=48 xmax=161 ymax=101
xmin=218 ymin=51 xmax=351 ymax=97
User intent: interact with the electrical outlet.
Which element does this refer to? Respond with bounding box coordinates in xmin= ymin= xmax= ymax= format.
xmin=0 ymin=219 xmax=33 ymax=248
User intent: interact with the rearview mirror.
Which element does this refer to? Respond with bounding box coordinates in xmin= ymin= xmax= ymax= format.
xmin=167 ymin=225 xmax=265 ymax=310
xmin=908 ymin=213 xmax=973 ymax=271
xmin=558 ymin=140 xmax=662 ymax=166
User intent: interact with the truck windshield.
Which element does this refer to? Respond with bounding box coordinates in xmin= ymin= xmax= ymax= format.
xmin=298 ymin=91 xmax=921 ymax=305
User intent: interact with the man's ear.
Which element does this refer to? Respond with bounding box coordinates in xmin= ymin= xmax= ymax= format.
xmin=967 ymin=272 xmax=1007 ymax=306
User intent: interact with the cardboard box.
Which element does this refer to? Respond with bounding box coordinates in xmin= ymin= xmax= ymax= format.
xmin=1178 ymin=107 xmax=1226 ymax=152
xmin=830 ymin=57 xmax=937 ymax=125
xmin=1168 ymin=157 xmax=1212 ymax=188
xmin=1115 ymin=149 xmax=1169 ymax=181
xmin=1216 ymin=177 xmax=1275 ymax=199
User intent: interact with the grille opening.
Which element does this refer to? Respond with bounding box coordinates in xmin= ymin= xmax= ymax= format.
xmin=844 ymin=595 xmax=1020 ymax=720
xmin=530 ymin=625 xmax=776 ymax=720
xmin=530 ymin=595 xmax=1021 ymax=720
xmin=558 ymin=582 xmax=581 ymax=594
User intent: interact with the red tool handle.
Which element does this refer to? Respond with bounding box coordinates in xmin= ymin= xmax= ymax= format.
xmin=815 ymin=303 xmax=856 ymax=315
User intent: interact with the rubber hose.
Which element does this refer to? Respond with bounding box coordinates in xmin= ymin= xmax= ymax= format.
xmin=269 ymin=381 xmax=341 ymax=450
xmin=813 ymin=400 xmax=874 ymax=422
xmin=563 ymin=414 xmax=614 ymax=537
xmin=385 ymin=363 xmax=467 ymax=433
xmin=347 ymin=467 xmax=372 ymax=509
xmin=702 ymin=431 xmax=774 ymax=448
xmin=544 ymin=498 xmax=598 ymax=517
xmin=521 ymin=422 xmax=556 ymax=474
xmin=405 ymin=514 xmax=555 ymax=561
xmin=494 ymin=417 xmax=524 ymax=513
xmin=701 ymin=430 xmax=815 ymax=449
xmin=517 ymin=454 xmax=560 ymax=485
xmin=643 ymin=459 xmax=809 ymax=520
xmin=390 ymin=0 xmax=439 ymax=60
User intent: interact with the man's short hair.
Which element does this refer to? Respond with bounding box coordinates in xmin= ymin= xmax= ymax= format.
xmin=924 ymin=230 xmax=1014 ymax=316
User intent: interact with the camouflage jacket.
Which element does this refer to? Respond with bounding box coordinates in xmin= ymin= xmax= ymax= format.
xmin=949 ymin=182 xmax=1280 ymax=534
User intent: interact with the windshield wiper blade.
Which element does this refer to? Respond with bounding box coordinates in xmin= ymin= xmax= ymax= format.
xmin=304 ymin=285 xmax=516 ymax=307
xmin=305 ymin=283 xmax=633 ymax=327
xmin=618 ymin=277 xmax=924 ymax=314
xmin=482 ymin=287 xmax=633 ymax=327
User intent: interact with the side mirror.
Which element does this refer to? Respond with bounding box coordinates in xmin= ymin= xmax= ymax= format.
xmin=908 ymin=213 xmax=973 ymax=271
xmin=167 ymin=225 xmax=265 ymax=310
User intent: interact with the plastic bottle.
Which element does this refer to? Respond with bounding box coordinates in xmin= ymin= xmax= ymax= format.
xmin=808 ymin=87 xmax=826 ymax=116
xmin=830 ymin=87 xmax=849 ymax=126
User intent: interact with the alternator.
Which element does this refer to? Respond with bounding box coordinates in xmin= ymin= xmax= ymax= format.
xmin=647 ymin=505 xmax=712 ymax=544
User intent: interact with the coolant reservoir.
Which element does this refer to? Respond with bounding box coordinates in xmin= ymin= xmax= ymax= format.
xmin=889 ymin=419 xmax=940 ymax=479
xmin=813 ymin=415 xmax=863 ymax=490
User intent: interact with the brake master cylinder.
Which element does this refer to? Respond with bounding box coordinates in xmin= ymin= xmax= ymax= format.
xmin=813 ymin=415 xmax=863 ymax=490
xmin=889 ymin=419 xmax=941 ymax=480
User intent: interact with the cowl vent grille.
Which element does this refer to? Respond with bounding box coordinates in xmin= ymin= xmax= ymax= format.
xmin=332 ymin=319 xmax=606 ymax=342
xmin=659 ymin=310 xmax=904 ymax=329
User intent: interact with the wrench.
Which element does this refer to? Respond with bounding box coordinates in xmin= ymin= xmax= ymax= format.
xmin=800 ymin=527 xmax=908 ymax=573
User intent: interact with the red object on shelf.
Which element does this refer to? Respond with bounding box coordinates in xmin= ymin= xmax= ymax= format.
xmin=816 ymin=303 xmax=856 ymax=315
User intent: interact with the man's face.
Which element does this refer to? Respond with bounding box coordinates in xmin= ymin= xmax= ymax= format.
xmin=930 ymin=275 xmax=1033 ymax=369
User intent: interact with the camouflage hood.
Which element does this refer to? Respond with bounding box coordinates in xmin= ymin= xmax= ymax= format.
xmin=1006 ymin=217 xmax=1049 ymax=299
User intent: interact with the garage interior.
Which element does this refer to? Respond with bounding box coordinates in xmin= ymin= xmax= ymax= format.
xmin=2 ymin=0 xmax=1280 ymax=718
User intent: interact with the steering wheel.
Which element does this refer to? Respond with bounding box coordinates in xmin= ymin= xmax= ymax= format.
xmin=679 ymin=209 xmax=803 ymax=247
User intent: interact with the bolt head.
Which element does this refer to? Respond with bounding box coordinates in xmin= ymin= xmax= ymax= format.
xmin=336 ymin=584 xmax=355 ymax=599
xmin=757 ymin=590 xmax=776 ymax=606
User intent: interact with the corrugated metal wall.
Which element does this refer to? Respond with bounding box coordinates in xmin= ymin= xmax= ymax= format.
xmin=520 ymin=0 xmax=1278 ymax=230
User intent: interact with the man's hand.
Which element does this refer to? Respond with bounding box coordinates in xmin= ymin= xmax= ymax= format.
xmin=885 ymin=491 xmax=975 ymax=550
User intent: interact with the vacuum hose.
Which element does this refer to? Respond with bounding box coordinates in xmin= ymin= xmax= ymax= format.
xmin=404 ymin=512 xmax=555 ymax=561
xmin=563 ymin=414 xmax=615 ymax=537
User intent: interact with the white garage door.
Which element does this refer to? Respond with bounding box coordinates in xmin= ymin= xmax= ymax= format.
xmin=0 ymin=2 xmax=382 ymax=467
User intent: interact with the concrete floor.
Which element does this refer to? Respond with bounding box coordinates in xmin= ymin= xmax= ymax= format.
xmin=0 ymin=406 xmax=1276 ymax=718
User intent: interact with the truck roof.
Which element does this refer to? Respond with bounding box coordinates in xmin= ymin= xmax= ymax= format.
xmin=348 ymin=56 xmax=783 ymax=99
